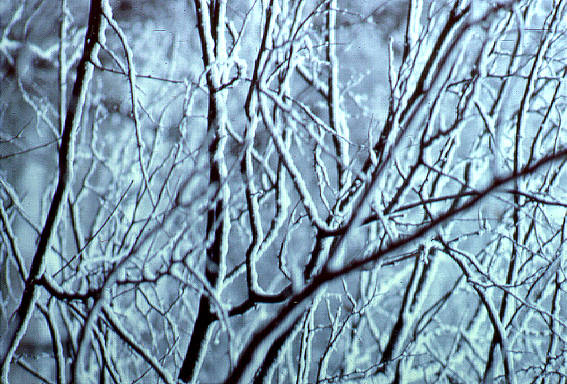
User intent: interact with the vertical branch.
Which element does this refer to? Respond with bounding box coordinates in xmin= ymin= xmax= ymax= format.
xmin=103 ymin=4 xmax=156 ymax=206
xmin=484 ymin=4 xmax=564 ymax=381
xmin=202 ymin=0 xmax=230 ymax=292
xmin=0 ymin=1 xmax=106 ymax=381
xmin=402 ymin=0 xmax=422 ymax=62
xmin=38 ymin=302 xmax=66 ymax=384
xmin=58 ymin=0 xmax=69 ymax=135
xmin=179 ymin=0 xmax=231 ymax=382
xmin=243 ymin=113 xmax=264 ymax=296
xmin=305 ymin=1 xmax=353 ymax=284
xmin=544 ymin=271 xmax=562 ymax=376
xmin=326 ymin=0 xmax=350 ymax=191
xmin=378 ymin=252 xmax=437 ymax=375
xmin=296 ymin=296 xmax=317 ymax=384
xmin=243 ymin=0 xmax=277 ymax=299
xmin=304 ymin=0 xmax=354 ymax=282
xmin=0 ymin=202 xmax=26 ymax=282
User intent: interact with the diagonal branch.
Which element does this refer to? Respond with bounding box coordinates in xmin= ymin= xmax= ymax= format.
xmin=225 ymin=146 xmax=567 ymax=383
xmin=0 ymin=1 xmax=107 ymax=382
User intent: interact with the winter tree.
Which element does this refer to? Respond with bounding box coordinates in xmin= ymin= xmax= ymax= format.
xmin=1 ymin=0 xmax=567 ymax=383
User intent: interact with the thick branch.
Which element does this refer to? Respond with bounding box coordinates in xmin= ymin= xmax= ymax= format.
xmin=0 ymin=1 xmax=106 ymax=381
